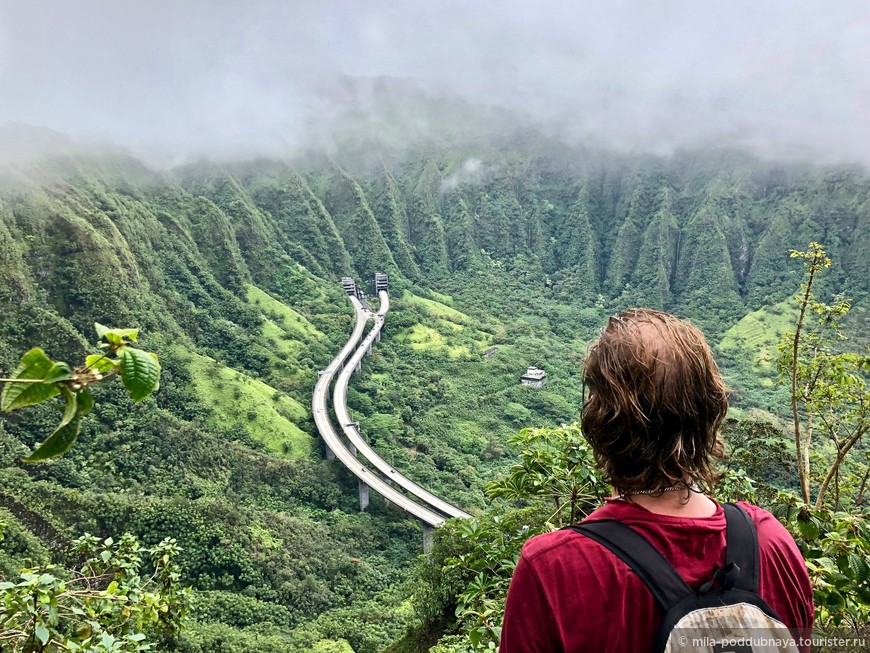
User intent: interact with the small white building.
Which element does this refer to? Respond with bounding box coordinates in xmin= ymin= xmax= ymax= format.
xmin=521 ymin=366 xmax=547 ymax=388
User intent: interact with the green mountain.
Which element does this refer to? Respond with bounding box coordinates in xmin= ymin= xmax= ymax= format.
xmin=1 ymin=134 xmax=868 ymax=651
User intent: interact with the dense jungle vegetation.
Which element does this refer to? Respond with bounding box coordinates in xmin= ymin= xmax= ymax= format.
xmin=1 ymin=128 xmax=869 ymax=651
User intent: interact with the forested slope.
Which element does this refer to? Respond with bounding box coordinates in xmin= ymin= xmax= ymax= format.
xmin=1 ymin=134 xmax=868 ymax=651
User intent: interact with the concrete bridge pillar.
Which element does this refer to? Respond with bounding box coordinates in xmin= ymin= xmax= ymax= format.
xmin=355 ymin=360 xmax=361 ymax=372
xmin=366 ymin=344 xmax=372 ymax=356
xmin=359 ymin=481 xmax=369 ymax=512
xmin=380 ymin=476 xmax=392 ymax=507
xmin=348 ymin=443 xmax=357 ymax=457
xmin=325 ymin=446 xmax=335 ymax=461
xmin=375 ymin=330 xmax=381 ymax=343
xmin=423 ymin=525 xmax=434 ymax=554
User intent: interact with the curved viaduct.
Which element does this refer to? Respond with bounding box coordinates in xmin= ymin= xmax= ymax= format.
xmin=334 ymin=292 xmax=471 ymax=520
xmin=312 ymin=279 xmax=472 ymax=545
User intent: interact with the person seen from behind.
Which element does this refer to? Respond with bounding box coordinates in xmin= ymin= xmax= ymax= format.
xmin=501 ymin=309 xmax=813 ymax=652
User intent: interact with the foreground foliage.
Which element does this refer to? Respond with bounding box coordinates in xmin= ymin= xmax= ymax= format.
xmin=0 ymin=522 xmax=189 ymax=652
xmin=408 ymin=424 xmax=607 ymax=652
xmin=772 ymin=501 xmax=870 ymax=629
xmin=778 ymin=243 xmax=870 ymax=509
xmin=0 ymin=324 xmax=160 ymax=462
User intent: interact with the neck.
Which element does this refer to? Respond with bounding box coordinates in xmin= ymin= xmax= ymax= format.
xmin=611 ymin=486 xmax=718 ymax=518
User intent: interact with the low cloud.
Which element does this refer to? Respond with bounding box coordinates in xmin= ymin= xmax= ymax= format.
xmin=441 ymin=158 xmax=486 ymax=192
xmin=1 ymin=1 xmax=868 ymax=166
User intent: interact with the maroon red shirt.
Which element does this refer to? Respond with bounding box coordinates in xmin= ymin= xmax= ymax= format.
xmin=501 ymin=499 xmax=814 ymax=652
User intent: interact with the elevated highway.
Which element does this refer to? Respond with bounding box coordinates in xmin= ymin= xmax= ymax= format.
xmin=335 ymin=291 xmax=471 ymax=519
xmin=311 ymin=289 xmax=448 ymax=528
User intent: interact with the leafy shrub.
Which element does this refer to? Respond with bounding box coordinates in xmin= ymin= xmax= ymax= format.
xmin=0 ymin=532 xmax=190 ymax=652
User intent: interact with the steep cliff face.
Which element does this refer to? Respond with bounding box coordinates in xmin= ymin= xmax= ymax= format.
xmin=0 ymin=145 xmax=867 ymax=545
xmin=620 ymin=187 xmax=678 ymax=309
xmin=402 ymin=160 xmax=450 ymax=275
xmin=240 ymin=168 xmax=353 ymax=279
xmin=546 ymin=186 xmax=598 ymax=300
xmin=319 ymin=167 xmax=399 ymax=281
xmin=367 ymin=168 xmax=421 ymax=279
xmin=4 ymin=144 xmax=869 ymax=359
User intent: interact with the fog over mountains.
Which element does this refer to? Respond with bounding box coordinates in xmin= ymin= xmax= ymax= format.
xmin=1 ymin=1 xmax=869 ymax=165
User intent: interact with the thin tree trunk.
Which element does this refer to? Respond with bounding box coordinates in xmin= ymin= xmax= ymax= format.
xmin=857 ymin=465 xmax=870 ymax=507
xmin=815 ymin=426 xmax=869 ymax=510
xmin=801 ymin=414 xmax=813 ymax=505
xmin=791 ymin=266 xmax=817 ymax=505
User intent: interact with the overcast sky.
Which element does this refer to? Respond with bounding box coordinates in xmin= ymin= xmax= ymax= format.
xmin=1 ymin=1 xmax=868 ymax=165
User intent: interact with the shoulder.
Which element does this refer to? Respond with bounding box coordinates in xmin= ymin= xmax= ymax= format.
xmin=734 ymin=502 xmax=797 ymax=546
xmin=520 ymin=505 xmax=622 ymax=564
xmin=733 ymin=502 xmax=807 ymax=571
xmin=733 ymin=501 xmax=778 ymax=524
xmin=520 ymin=528 xmax=583 ymax=562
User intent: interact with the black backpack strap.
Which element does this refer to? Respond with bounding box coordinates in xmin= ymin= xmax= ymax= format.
xmin=565 ymin=520 xmax=694 ymax=612
xmin=723 ymin=503 xmax=760 ymax=592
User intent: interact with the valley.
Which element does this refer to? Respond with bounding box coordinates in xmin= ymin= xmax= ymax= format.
xmin=1 ymin=136 xmax=868 ymax=651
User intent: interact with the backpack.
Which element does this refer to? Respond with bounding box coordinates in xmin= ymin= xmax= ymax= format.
xmin=565 ymin=503 xmax=801 ymax=653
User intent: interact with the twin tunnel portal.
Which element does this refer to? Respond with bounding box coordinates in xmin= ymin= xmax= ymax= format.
xmin=311 ymin=273 xmax=471 ymax=551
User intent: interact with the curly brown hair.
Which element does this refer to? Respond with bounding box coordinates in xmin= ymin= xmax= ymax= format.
xmin=580 ymin=309 xmax=727 ymax=495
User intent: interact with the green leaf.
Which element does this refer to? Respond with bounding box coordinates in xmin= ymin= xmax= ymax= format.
xmin=839 ymin=554 xmax=870 ymax=584
xmin=35 ymin=623 xmax=50 ymax=645
xmin=23 ymin=418 xmax=81 ymax=463
xmin=85 ymin=354 xmax=117 ymax=374
xmin=56 ymin=386 xmax=78 ymax=430
xmin=826 ymin=590 xmax=845 ymax=609
xmin=0 ymin=348 xmax=71 ymax=411
xmin=45 ymin=363 xmax=73 ymax=384
xmin=78 ymin=389 xmax=95 ymax=414
xmin=119 ymin=348 xmax=160 ymax=402
xmin=796 ymin=517 xmax=819 ymax=542
xmin=95 ymin=322 xmax=139 ymax=345
xmin=23 ymin=390 xmax=94 ymax=462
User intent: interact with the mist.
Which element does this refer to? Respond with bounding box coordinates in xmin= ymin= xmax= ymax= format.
xmin=1 ymin=0 xmax=868 ymax=166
